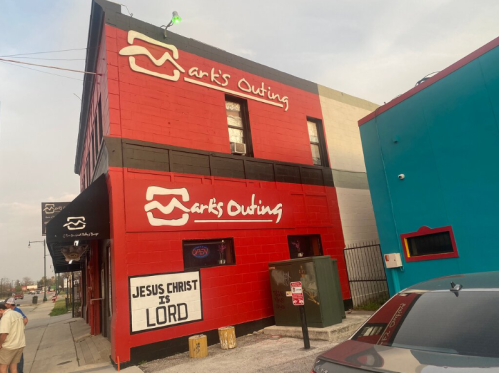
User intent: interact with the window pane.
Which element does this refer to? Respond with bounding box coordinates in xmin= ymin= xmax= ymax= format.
xmin=226 ymin=101 xmax=243 ymax=128
xmin=229 ymin=128 xmax=244 ymax=143
xmin=307 ymin=121 xmax=319 ymax=143
xmin=183 ymin=238 xmax=235 ymax=269
xmin=225 ymin=101 xmax=241 ymax=112
xmin=407 ymin=232 xmax=453 ymax=257
xmin=227 ymin=115 xmax=243 ymax=128
xmin=311 ymin=144 xmax=321 ymax=165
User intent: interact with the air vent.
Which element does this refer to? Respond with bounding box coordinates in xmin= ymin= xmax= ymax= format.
xmin=230 ymin=142 xmax=246 ymax=155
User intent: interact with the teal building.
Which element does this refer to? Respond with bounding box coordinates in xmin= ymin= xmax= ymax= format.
xmin=359 ymin=37 xmax=499 ymax=294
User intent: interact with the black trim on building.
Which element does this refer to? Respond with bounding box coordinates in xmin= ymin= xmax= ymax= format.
xmin=104 ymin=137 xmax=334 ymax=187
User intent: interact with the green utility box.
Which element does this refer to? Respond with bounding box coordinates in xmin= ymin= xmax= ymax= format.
xmin=268 ymin=256 xmax=344 ymax=328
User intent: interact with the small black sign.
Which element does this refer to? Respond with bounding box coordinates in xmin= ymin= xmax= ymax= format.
xmin=41 ymin=202 xmax=69 ymax=236
xmin=46 ymin=174 xmax=110 ymax=244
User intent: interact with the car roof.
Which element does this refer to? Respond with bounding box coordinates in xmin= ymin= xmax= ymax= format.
xmin=403 ymin=271 xmax=499 ymax=292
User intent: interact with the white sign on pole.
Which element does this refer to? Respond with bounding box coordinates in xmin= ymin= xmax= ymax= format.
xmin=290 ymin=281 xmax=304 ymax=306
xmin=129 ymin=271 xmax=202 ymax=333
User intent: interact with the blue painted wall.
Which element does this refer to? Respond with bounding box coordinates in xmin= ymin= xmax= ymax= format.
xmin=360 ymin=44 xmax=499 ymax=294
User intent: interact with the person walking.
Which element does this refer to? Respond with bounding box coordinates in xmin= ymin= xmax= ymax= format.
xmin=0 ymin=303 xmax=25 ymax=373
xmin=4 ymin=299 xmax=27 ymax=373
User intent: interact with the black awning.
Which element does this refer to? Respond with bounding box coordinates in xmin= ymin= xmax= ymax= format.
xmin=46 ymin=174 xmax=110 ymax=273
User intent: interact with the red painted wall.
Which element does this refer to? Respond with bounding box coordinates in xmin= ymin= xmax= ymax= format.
xmin=89 ymin=25 xmax=349 ymax=364
xmin=105 ymin=25 xmax=325 ymax=166
xmin=107 ymin=167 xmax=347 ymax=361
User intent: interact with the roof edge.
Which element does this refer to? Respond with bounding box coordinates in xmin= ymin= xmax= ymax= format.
xmin=358 ymin=35 xmax=499 ymax=127
xmin=74 ymin=0 xmax=121 ymax=174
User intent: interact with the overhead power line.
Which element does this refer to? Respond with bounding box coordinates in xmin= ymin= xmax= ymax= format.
xmin=0 ymin=58 xmax=100 ymax=76
xmin=10 ymin=56 xmax=86 ymax=61
xmin=0 ymin=47 xmax=88 ymax=58
xmin=0 ymin=60 xmax=83 ymax=81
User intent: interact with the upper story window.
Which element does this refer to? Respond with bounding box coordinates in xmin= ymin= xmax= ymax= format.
xmin=92 ymin=120 xmax=98 ymax=168
xmin=307 ymin=118 xmax=329 ymax=167
xmin=226 ymin=96 xmax=253 ymax=157
xmin=97 ymin=97 xmax=103 ymax=150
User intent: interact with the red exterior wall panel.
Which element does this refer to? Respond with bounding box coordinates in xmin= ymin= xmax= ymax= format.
xmin=79 ymin=21 xmax=350 ymax=364
xmin=110 ymin=25 xmax=325 ymax=166
xmin=117 ymin=168 xmax=346 ymax=352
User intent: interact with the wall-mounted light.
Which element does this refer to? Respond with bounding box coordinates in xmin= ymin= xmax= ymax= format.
xmin=161 ymin=11 xmax=182 ymax=38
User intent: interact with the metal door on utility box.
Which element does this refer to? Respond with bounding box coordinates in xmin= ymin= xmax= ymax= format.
xmin=268 ymin=260 xmax=322 ymax=327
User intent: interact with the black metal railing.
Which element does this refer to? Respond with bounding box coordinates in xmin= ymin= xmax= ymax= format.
xmin=344 ymin=241 xmax=389 ymax=308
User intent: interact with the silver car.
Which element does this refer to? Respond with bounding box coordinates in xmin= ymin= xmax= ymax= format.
xmin=312 ymin=272 xmax=499 ymax=372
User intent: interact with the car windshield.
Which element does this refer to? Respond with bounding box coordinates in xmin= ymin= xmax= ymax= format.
xmin=352 ymin=291 xmax=499 ymax=358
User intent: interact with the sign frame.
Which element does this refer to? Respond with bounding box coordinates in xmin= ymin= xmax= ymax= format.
xmin=291 ymin=281 xmax=304 ymax=306
xmin=128 ymin=270 xmax=203 ymax=335
xmin=41 ymin=202 xmax=69 ymax=236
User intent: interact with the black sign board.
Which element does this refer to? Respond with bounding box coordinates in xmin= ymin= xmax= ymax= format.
xmin=46 ymin=174 xmax=110 ymax=244
xmin=41 ymin=202 xmax=69 ymax=235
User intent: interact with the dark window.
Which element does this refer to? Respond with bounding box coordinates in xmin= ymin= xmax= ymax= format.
xmin=287 ymin=235 xmax=323 ymax=259
xmin=93 ymin=117 xmax=99 ymax=167
xmin=353 ymin=291 xmax=499 ymax=358
xmin=85 ymin=154 xmax=90 ymax=188
xmin=401 ymin=226 xmax=458 ymax=262
xmin=90 ymin=132 xmax=95 ymax=171
xmin=183 ymin=238 xmax=235 ymax=270
xmin=407 ymin=232 xmax=453 ymax=257
xmin=97 ymin=97 xmax=103 ymax=149
xmin=225 ymin=96 xmax=253 ymax=156
xmin=307 ymin=118 xmax=328 ymax=167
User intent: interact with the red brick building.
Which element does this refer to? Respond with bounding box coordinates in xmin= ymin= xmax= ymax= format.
xmin=46 ymin=0 xmax=376 ymax=366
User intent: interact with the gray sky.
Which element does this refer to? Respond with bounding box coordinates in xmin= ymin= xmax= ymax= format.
xmin=1 ymin=0 xmax=498 ymax=283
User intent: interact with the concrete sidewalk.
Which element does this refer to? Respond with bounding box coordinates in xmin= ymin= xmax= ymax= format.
xmin=19 ymin=300 xmax=370 ymax=373
xmin=21 ymin=299 xmax=140 ymax=373
xmin=140 ymin=311 xmax=371 ymax=373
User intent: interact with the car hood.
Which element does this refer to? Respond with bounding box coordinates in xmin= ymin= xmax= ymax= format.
xmin=316 ymin=340 xmax=499 ymax=373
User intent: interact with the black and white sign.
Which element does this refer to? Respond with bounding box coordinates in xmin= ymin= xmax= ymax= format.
xmin=129 ymin=271 xmax=202 ymax=333
xmin=41 ymin=202 xmax=69 ymax=235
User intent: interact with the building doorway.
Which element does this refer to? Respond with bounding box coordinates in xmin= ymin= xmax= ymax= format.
xmin=99 ymin=242 xmax=112 ymax=340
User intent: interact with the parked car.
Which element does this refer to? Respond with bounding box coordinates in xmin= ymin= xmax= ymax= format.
xmin=14 ymin=293 xmax=23 ymax=300
xmin=311 ymin=272 xmax=499 ymax=373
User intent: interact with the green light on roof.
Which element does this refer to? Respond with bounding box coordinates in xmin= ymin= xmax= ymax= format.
xmin=172 ymin=11 xmax=181 ymax=24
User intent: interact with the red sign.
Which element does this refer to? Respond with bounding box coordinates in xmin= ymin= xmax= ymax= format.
xmin=124 ymin=178 xmax=294 ymax=232
xmin=290 ymin=281 xmax=304 ymax=306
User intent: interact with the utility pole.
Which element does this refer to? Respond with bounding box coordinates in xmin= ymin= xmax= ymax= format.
xmin=28 ymin=239 xmax=48 ymax=302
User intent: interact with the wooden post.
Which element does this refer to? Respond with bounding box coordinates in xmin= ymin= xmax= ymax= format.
xmin=188 ymin=334 xmax=208 ymax=358
xmin=218 ymin=326 xmax=237 ymax=350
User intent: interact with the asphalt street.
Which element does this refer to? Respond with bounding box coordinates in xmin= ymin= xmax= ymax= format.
xmin=2 ymin=291 xmax=55 ymax=306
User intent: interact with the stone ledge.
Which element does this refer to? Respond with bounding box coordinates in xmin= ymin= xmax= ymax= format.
xmin=263 ymin=314 xmax=369 ymax=342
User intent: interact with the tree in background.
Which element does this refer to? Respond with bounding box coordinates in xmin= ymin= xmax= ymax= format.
xmin=22 ymin=276 xmax=33 ymax=286
xmin=0 ymin=278 xmax=10 ymax=297
xmin=14 ymin=280 xmax=22 ymax=293
xmin=38 ymin=276 xmax=54 ymax=290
